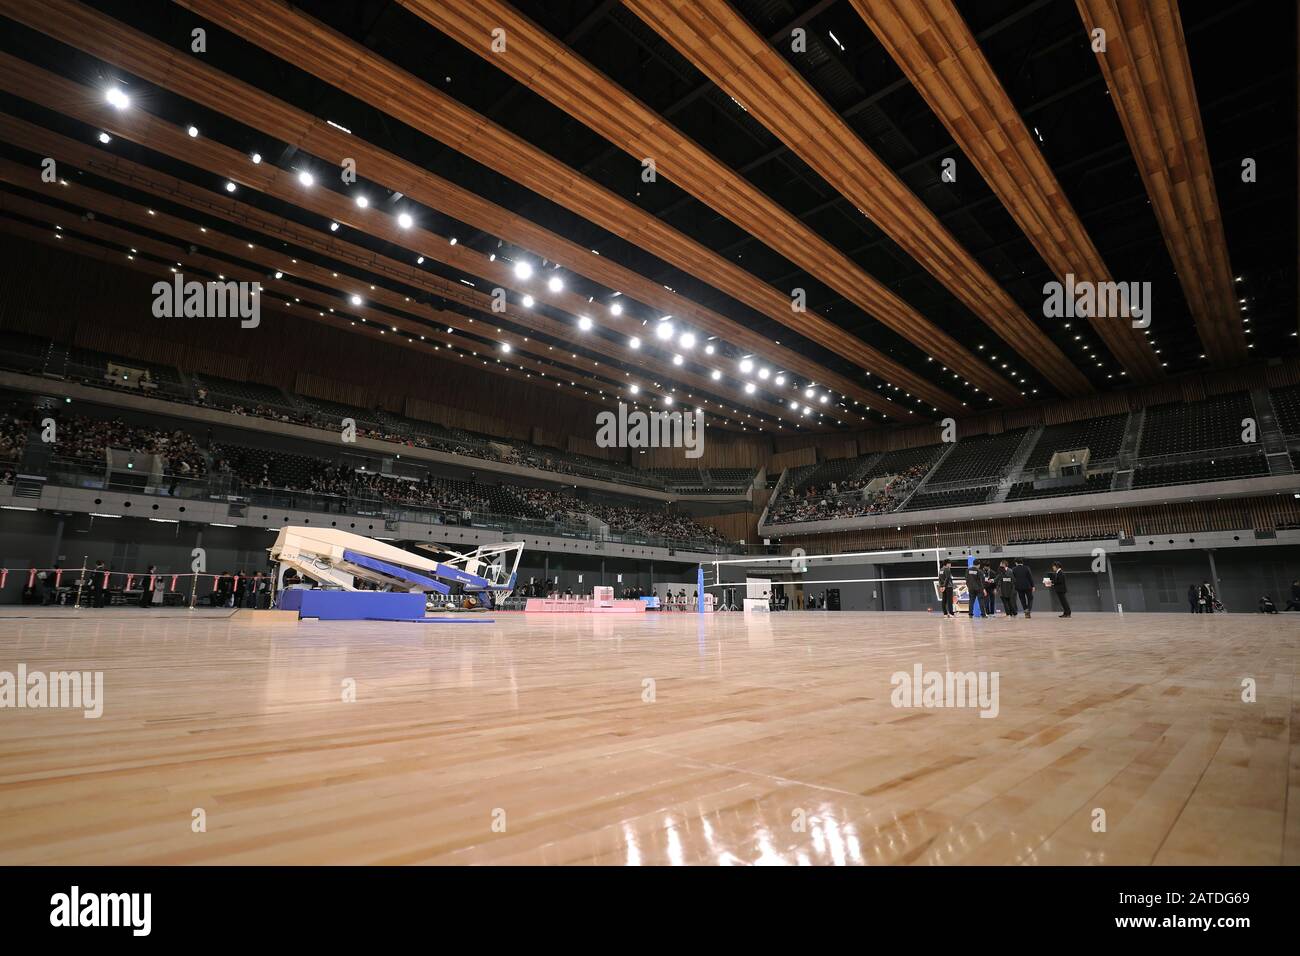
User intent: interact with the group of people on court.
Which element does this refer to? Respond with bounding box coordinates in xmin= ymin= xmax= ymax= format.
xmin=936 ymin=557 xmax=1071 ymax=619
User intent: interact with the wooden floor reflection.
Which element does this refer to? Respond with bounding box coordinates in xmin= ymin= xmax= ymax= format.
xmin=0 ymin=609 xmax=1295 ymax=865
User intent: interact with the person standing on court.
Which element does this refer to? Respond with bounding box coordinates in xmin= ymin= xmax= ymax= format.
xmin=139 ymin=565 xmax=156 ymax=609
xmin=937 ymin=559 xmax=955 ymax=617
xmin=982 ymin=562 xmax=998 ymax=617
xmin=1011 ymin=558 xmax=1034 ymax=618
xmin=1047 ymin=561 xmax=1071 ymax=618
xmin=1188 ymin=583 xmax=1200 ymax=613
xmin=91 ymin=560 xmax=107 ymax=608
xmin=965 ymin=560 xmax=983 ymax=617
xmin=997 ymin=560 xmax=1017 ymax=617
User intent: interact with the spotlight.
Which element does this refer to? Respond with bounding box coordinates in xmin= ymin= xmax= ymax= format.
xmin=804 ymin=387 xmax=814 ymax=398
xmin=578 ymin=316 xmax=593 ymax=331
xmin=711 ymin=369 xmax=721 ymax=380
xmin=187 ymin=125 xmax=199 ymax=138
xmin=104 ymin=87 xmax=130 ymax=110
xmin=514 ymin=260 xmax=533 ymax=280
xmin=355 ymin=195 xmax=369 ymax=208
xmin=224 ymin=181 xmax=236 ymax=192
xmin=397 ymin=212 xmax=413 ymax=229
xmin=97 ymin=132 xmax=111 ymax=144
xmin=656 ymin=322 xmax=674 ymax=341
xmin=629 ymin=384 xmax=640 ymax=395
xmin=705 ymin=344 xmax=715 ymax=355
xmin=744 ymin=382 xmax=756 ymax=394
xmin=547 ymin=276 xmax=563 ymax=293
xmin=500 ymin=343 xmax=511 ymax=353
xmin=610 ymin=302 xmax=623 ymax=316
xmin=297 ymin=170 xmax=313 ymax=187
xmin=628 ymin=336 xmax=641 ymax=349
xmin=274 ymin=271 xmax=283 ymax=279
xmin=251 ymin=152 xmax=262 ymax=164
xmin=758 ymin=367 xmax=770 ymax=380
xmin=350 ymin=294 xmax=362 ymax=306
xmin=774 ymin=374 xmax=785 ymax=386
xmin=679 ymin=332 xmax=696 ymax=349
xmin=329 ymin=222 xmax=339 ymax=232
xmin=819 ymin=394 xmax=829 ymax=404
xmin=739 ymin=358 xmax=753 ymax=374
xmin=521 ymin=295 xmax=534 ymax=308
xmin=789 ymin=400 xmax=799 ymax=409
xmin=673 ymin=354 xmax=683 ymax=366
xmin=664 ymin=396 xmax=674 ymax=406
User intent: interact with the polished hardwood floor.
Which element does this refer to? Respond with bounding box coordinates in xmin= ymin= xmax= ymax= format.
xmin=0 ymin=607 xmax=1295 ymax=865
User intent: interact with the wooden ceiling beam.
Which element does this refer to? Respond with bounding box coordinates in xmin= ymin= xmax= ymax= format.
xmin=1075 ymin=0 xmax=1248 ymax=364
xmin=396 ymin=0 xmax=1032 ymax=404
xmin=850 ymin=0 xmax=1165 ymax=383
xmin=160 ymin=0 xmax=973 ymax=411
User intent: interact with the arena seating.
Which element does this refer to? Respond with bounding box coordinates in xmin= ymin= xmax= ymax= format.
xmin=1270 ymin=385 xmax=1300 ymax=437
xmin=927 ymin=429 xmax=1028 ymax=484
xmin=1138 ymin=392 xmax=1256 ymax=456
xmin=1023 ymin=413 xmax=1128 ymax=468
xmin=1006 ymin=472 xmax=1115 ymax=501
xmin=899 ymin=485 xmax=994 ymax=512
xmin=862 ymin=444 xmax=946 ymax=480
xmin=0 ymin=331 xmax=49 ymax=374
xmin=1132 ymin=451 xmax=1268 ymax=487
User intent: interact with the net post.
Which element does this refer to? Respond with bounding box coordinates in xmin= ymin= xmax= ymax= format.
xmin=696 ymin=564 xmax=705 ymax=613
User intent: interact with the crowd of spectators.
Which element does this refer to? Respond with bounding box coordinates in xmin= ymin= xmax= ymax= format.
xmin=768 ymin=464 xmax=930 ymax=524
xmin=51 ymin=415 xmax=206 ymax=480
xmin=0 ymin=407 xmax=29 ymax=473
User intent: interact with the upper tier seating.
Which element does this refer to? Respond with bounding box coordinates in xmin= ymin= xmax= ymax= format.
xmin=1006 ymin=472 xmax=1115 ymax=501
xmin=1138 ymin=392 xmax=1255 ymax=456
xmin=927 ymin=429 xmax=1027 ymax=485
xmin=1132 ymin=452 xmax=1268 ymax=488
xmin=794 ymin=456 xmax=861 ymax=493
xmin=1024 ymin=413 xmax=1128 ymax=469
xmin=1270 ymin=385 xmax=1300 ymax=438
xmin=194 ymin=374 xmax=297 ymax=411
xmin=0 ymin=331 xmax=49 ymax=373
xmin=861 ymin=444 xmax=946 ymax=480
xmin=899 ymin=485 xmax=994 ymax=512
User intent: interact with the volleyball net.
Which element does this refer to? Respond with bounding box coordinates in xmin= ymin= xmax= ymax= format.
xmin=697 ymin=546 xmax=948 ymax=612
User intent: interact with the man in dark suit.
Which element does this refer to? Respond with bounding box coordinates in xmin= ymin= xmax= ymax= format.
xmin=937 ymin=560 xmax=955 ymax=617
xmin=139 ymin=565 xmax=156 ymax=608
xmin=1048 ymin=561 xmax=1071 ymax=618
xmin=997 ymin=560 xmax=1017 ymax=617
xmin=1188 ymin=583 xmax=1200 ymax=613
xmin=90 ymin=560 xmax=107 ymax=608
xmin=982 ymin=563 xmax=997 ymax=617
xmin=1011 ymin=558 xmax=1035 ymax=618
xmin=965 ymin=561 xmax=983 ymax=617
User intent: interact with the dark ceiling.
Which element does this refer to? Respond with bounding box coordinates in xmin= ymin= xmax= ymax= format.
xmin=0 ymin=0 xmax=1293 ymax=436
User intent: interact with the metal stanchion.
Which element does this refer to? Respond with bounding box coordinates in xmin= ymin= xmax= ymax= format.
xmin=73 ymin=557 xmax=87 ymax=610
xmin=188 ymin=572 xmax=198 ymax=611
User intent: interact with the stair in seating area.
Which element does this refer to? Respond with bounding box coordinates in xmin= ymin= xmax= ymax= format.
xmin=892 ymin=441 xmax=957 ymax=512
xmin=1251 ymin=387 xmax=1294 ymax=474
xmin=847 ymin=451 xmax=885 ymax=482
xmin=990 ymin=424 xmax=1044 ymax=503
xmin=1112 ymin=408 xmax=1144 ymax=491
